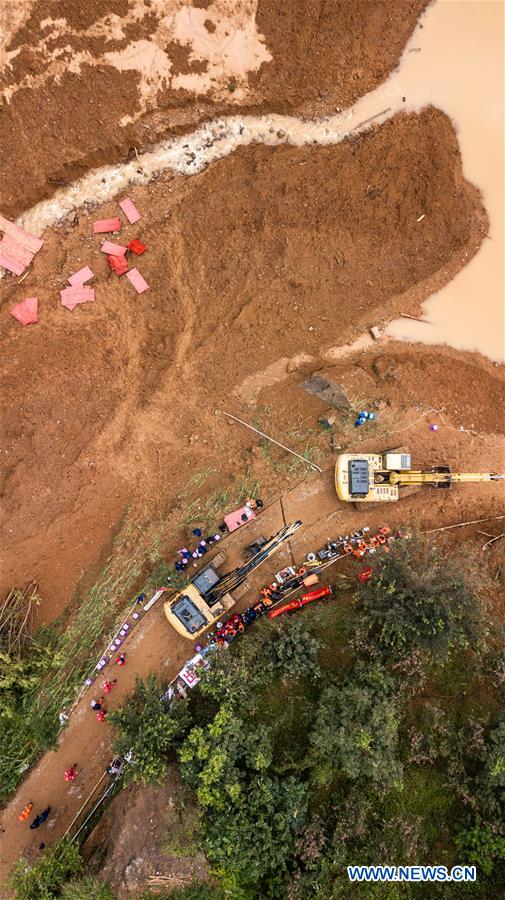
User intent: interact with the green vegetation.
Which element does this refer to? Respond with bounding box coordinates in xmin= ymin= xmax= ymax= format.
xmin=108 ymin=537 xmax=503 ymax=898
xmin=8 ymin=839 xmax=84 ymax=900
xmin=109 ymin=674 xmax=191 ymax=784
xmin=0 ymin=519 xmax=174 ymax=804
xmin=136 ymin=884 xmax=223 ymax=900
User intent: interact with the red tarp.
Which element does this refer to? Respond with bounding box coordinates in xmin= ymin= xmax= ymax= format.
xmin=101 ymin=240 xmax=127 ymax=256
xmin=60 ymin=285 xmax=95 ymax=310
xmin=11 ymin=297 xmax=38 ymax=326
xmin=125 ymin=267 xmax=149 ymax=294
xmin=107 ymin=254 xmax=128 ymax=275
xmin=68 ymin=265 xmax=94 ymax=286
xmin=119 ymin=198 xmax=141 ymax=224
xmin=128 ymin=239 xmax=146 ymax=255
xmin=93 ymin=217 xmax=121 ymax=234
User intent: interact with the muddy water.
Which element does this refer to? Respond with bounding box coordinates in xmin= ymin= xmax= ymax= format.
xmin=386 ymin=0 xmax=505 ymax=363
xmin=9 ymin=0 xmax=504 ymax=361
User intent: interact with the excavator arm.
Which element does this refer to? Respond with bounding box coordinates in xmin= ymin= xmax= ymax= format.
xmin=388 ymin=471 xmax=504 ymax=487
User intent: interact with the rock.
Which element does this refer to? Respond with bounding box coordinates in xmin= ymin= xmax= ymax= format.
xmin=369 ymin=325 xmax=382 ymax=340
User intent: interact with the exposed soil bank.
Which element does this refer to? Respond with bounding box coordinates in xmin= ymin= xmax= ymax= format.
xmin=0 ymin=108 xmax=489 ymax=621
xmin=0 ymin=0 xmax=427 ymax=216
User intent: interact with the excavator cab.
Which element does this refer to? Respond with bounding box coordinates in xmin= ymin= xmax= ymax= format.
xmin=336 ymin=451 xmax=503 ymax=503
xmin=164 ymin=521 xmax=303 ymax=639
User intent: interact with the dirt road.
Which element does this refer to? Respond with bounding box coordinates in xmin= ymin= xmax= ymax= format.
xmin=1 ymin=436 xmax=504 ymax=888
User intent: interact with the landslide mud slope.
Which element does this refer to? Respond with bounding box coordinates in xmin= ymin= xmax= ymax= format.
xmin=0 ymin=0 xmax=427 ymax=215
xmin=0 ymin=108 xmax=493 ymax=620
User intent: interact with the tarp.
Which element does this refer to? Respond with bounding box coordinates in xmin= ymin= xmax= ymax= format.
xmin=68 ymin=265 xmax=94 ymax=286
xmin=0 ymin=214 xmax=43 ymax=276
xmin=60 ymin=285 xmax=95 ymax=310
xmin=178 ymin=653 xmax=209 ymax=688
xmin=108 ymin=254 xmax=128 ymax=275
xmin=125 ymin=267 xmax=149 ymax=293
xmin=93 ymin=218 xmax=121 ymax=234
xmin=0 ymin=215 xmax=43 ymax=253
xmin=0 ymin=248 xmax=25 ymax=276
xmin=101 ymin=240 xmax=127 ymax=256
xmin=119 ymin=198 xmax=141 ymax=224
xmin=11 ymin=297 xmax=38 ymax=325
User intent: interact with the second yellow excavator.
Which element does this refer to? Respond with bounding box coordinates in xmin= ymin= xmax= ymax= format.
xmin=336 ymin=451 xmax=504 ymax=503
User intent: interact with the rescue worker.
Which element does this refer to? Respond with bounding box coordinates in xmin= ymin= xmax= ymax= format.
xmin=63 ymin=765 xmax=78 ymax=783
xmin=102 ymin=679 xmax=117 ymax=694
xmin=18 ymin=802 xmax=33 ymax=822
xmin=96 ymin=709 xmax=107 ymax=723
xmin=116 ymin=654 xmax=126 ymax=666
xmin=30 ymin=806 xmax=51 ymax=830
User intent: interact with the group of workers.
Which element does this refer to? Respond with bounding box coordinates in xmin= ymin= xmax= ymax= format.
xmin=207 ymin=572 xmax=304 ymax=647
xmin=175 ymin=528 xmax=223 ymax=572
xmin=174 ymin=499 xmax=264 ymax=573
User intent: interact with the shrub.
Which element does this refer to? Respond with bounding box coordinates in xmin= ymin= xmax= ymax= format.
xmin=355 ymin=538 xmax=485 ymax=661
xmin=8 ymin=839 xmax=83 ymax=900
xmin=109 ymin=674 xmax=192 ymax=784
xmin=60 ymin=876 xmax=114 ymax=899
xmin=455 ymin=816 xmax=505 ymax=877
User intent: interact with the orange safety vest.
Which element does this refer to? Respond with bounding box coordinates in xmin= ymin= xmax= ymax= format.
xmin=18 ymin=803 xmax=33 ymax=821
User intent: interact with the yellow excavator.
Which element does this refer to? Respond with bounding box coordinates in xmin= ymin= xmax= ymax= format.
xmin=336 ymin=451 xmax=504 ymax=503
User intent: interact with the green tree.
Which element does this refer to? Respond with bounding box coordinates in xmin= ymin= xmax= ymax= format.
xmin=310 ymin=666 xmax=402 ymax=790
xmin=8 ymin=839 xmax=83 ymax=900
xmin=355 ymin=538 xmax=484 ymax=661
xmin=268 ymin=619 xmax=322 ymax=679
xmin=455 ymin=817 xmax=505 ymax=878
xmin=109 ymin=674 xmax=192 ymax=784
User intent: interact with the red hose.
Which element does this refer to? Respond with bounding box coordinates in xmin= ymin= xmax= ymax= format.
xmin=269 ymin=586 xmax=332 ymax=619
xmin=269 ymin=599 xmax=302 ymax=619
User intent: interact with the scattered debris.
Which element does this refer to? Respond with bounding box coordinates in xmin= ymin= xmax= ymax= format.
xmin=0 ymin=214 xmax=43 ymax=276
xmin=125 ymin=267 xmax=149 ymax=294
xmin=10 ymin=297 xmax=38 ymax=326
xmin=400 ymin=312 xmax=428 ymax=322
xmin=391 ymin=406 xmax=445 ymax=434
xmin=369 ymin=325 xmax=382 ymax=340
xmin=68 ymin=266 xmax=94 ymax=286
xmin=60 ymin=285 xmax=95 ymax=310
xmin=416 ymin=213 xmax=426 ymax=222
xmin=481 ymin=532 xmax=505 ymax=551
xmin=93 ymin=218 xmax=121 ymax=234
xmin=423 ymin=515 xmax=505 ymax=536
xmin=119 ymin=198 xmax=141 ymax=224
xmin=318 ymin=412 xmax=337 ymax=430
xmin=127 ymin=239 xmax=146 ymax=255
xmin=429 ymin=423 xmax=439 ymax=432
xmin=101 ymin=240 xmax=127 ymax=256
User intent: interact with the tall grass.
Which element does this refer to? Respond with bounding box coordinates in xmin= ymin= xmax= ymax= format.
xmin=0 ymin=520 xmax=167 ymax=804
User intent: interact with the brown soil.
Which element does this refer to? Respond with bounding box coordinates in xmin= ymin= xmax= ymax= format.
xmin=0 ymin=0 xmax=428 ymax=216
xmin=83 ymin=771 xmax=209 ymax=898
xmin=0 ymin=107 xmax=488 ymax=622
xmin=0 ymin=418 xmax=503 ymax=888
xmin=1 ymin=1 xmax=504 ymax=892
